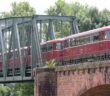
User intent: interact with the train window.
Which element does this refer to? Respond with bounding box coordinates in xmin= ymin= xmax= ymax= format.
xmin=23 ymin=49 xmax=30 ymax=56
xmin=41 ymin=46 xmax=44 ymax=52
xmin=84 ymin=37 xmax=90 ymax=44
xmin=105 ymin=30 xmax=110 ymax=39
xmin=93 ymin=33 xmax=99 ymax=42
xmin=21 ymin=49 xmax=25 ymax=56
xmin=75 ymin=38 xmax=82 ymax=45
xmin=99 ymin=31 xmax=105 ymax=40
xmin=70 ymin=38 xmax=78 ymax=46
xmin=8 ymin=51 xmax=17 ymax=59
xmin=64 ymin=40 xmax=69 ymax=48
xmin=27 ymin=47 xmax=31 ymax=55
xmin=70 ymin=38 xmax=75 ymax=46
xmin=0 ymin=55 xmax=2 ymax=60
xmin=75 ymin=36 xmax=91 ymax=46
xmin=41 ymin=45 xmax=47 ymax=52
xmin=7 ymin=52 xmax=13 ymax=59
xmin=70 ymin=36 xmax=92 ymax=46
xmin=47 ymin=43 xmax=53 ymax=51
xmin=56 ymin=43 xmax=61 ymax=50
xmin=15 ymin=50 xmax=19 ymax=57
xmin=79 ymin=38 xmax=85 ymax=45
xmin=75 ymin=38 xmax=79 ymax=45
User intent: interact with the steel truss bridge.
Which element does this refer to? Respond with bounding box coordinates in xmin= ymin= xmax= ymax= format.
xmin=0 ymin=15 xmax=79 ymax=83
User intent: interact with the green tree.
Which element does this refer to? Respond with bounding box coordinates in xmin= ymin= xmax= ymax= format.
xmin=13 ymin=83 xmax=34 ymax=96
xmin=0 ymin=84 xmax=11 ymax=96
xmin=46 ymin=0 xmax=110 ymax=35
xmin=1 ymin=1 xmax=36 ymax=17
xmin=100 ymin=9 xmax=110 ymax=26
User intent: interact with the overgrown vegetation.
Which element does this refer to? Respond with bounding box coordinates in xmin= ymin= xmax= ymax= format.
xmin=45 ymin=59 xmax=57 ymax=68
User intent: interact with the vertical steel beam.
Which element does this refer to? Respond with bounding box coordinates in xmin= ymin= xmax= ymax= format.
xmin=31 ymin=22 xmax=34 ymax=72
xmin=31 ymin=20 xmax=37 ymax=69
xmin=12 ymin=19 xmax=17 ymax=79
xmin=0 ymin=27 xmax=6 ymax=79
xmin=61 ymin=21 xmax=64 ymax=38
xmin=71 ymin=19 xmax=79 ymax=34
xmin=12 ymin=23 xmax=16 ymax=78
xmin=40 ymin=21 xmax=42 ymax=42
xmin=31 ymin=17 xmax=43 ymax=67
xmin=13 ymin=20 xmax=24 ymax=79
xmin=48 ymin=19 xmax=55 ymax=40
xmin=74 ymin=19 xmax=79 ymax=33
xmin=20 ymin=22 xmax=27 ymax=76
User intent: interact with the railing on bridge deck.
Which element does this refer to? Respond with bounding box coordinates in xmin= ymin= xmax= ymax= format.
xmin=0 ymin=15 xmax=79 ymax=83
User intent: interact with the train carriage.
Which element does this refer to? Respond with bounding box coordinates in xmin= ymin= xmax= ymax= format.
xmin=61 ymin=26 xmax=110 ymax=65
xmin=41 ymin=39 xmax=63 ymax=63
xmin=41 ymin=26 xmax=110 ymax=65
xmin=0 ymin=26 xmax=110 ymax=76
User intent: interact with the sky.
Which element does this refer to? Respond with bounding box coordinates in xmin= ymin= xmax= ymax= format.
xmin=0 ymin=0 xmax=110 ymax=14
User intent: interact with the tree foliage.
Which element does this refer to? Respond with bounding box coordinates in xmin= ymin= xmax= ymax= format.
xmin=13 ymin=83 xmax=34 ymax=96
xmin=1 ymin=0 xmax=110 ymax=96
xmin=1 ymin=1 xmax=36 ymax=17
xmin=0 ymin=84 xmax=11 ymax=96
xmin=46 ymin=0 xmax=110 ymax=32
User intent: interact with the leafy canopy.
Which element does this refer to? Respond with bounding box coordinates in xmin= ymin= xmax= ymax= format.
xmin=46 ymin=0 xmax=110 ymax=32
xmin=1 ymin=1 xmax=36 ymax=17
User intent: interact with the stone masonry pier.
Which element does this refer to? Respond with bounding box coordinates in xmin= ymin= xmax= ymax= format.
xmin=34 ymin=60 xmax=110 ymax=96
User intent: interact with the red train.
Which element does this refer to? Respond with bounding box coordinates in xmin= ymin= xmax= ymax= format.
xmin=41 ymin=26 xmax=110 ymax=65
xmin=0 ymin=46 xmax=31 ymax=76
xmin=0 ymin=26 xmax=110 ymax=76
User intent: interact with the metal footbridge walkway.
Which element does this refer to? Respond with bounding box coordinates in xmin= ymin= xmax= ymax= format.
xmin=0 ymin=15 xmax=78 ymax=83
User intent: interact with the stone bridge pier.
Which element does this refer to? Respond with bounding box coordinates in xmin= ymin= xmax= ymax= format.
xmin=33 ymin=60 xmax=110 ymax=96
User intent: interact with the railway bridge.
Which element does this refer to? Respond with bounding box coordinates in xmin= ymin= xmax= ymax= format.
xmin=0 ymin=15 xmax=78 ymax=83
xmin=0 ymin=15 xmax=110 ymax=96
xmin=34 ymin=60 xmax=110 ymax=96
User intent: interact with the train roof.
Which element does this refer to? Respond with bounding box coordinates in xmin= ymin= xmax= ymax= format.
xmin=64 ymin=26 xmax=110 ymax=40
xmin=40 ymin=38 xmax=63 ymax=45
xmin=40 ymin=26 xmax=110 ymax=44
xmin=0 ymin=46 xmax=30 ymax=56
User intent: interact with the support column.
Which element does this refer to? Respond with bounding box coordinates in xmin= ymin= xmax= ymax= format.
xmin=0 ymin=26 xmax=6 ymax=79
xmin=13 ymin=20 xmax=24 ymax=78
xmin=34 ymin=68 xmax=57 ymax=96
xmin=48 ymin=19 xmax=55 ymax=40
xmin=71 ymin=18 xmax=79 ymax=34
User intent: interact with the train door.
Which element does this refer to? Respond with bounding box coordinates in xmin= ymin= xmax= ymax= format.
xmin=99 ymin=31 xmax=106 ymax=53
xmin=89 ymin=32 xmax=100 ymax=55
xmin=46 ymin=43 xmax=53 ymax=61
xmin=105 ymin=30 xmax=110 ymax=53
xmin=54 ymin=41 xmax=63 ymax=65
xmin=63 ymin=40 xmax=70 ymax=58
xmin=41 ymin=44 xmax=47 ymax=62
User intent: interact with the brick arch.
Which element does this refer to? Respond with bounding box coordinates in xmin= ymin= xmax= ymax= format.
xmin=56 ymin=64 xmax=110 ymax=96
xmin=80 ymin=84 xmax=110 ymax=96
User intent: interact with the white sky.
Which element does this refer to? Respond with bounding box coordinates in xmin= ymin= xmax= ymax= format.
xmin=0 ymin=0 xmax=110 ymax=14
